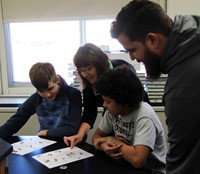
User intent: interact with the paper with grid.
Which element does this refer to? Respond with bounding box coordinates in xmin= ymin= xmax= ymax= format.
xmin=12 ymin=137 xmax=56 ymax=155
xmin=32 ymin=146 xmax=94 ymax=168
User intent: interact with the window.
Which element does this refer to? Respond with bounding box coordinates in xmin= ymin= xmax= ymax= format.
xmin=8 ymin=21 xmax=80 ymax=85
xmin=3 ymin=19 xmax=131 ymax=94
xmin=0 ymin=1 xmax=167 ymax=106
xmin=2 ymin=19 xmax=166 ymax=106
xmin=85 ymin=19 xmax=124 ymax=52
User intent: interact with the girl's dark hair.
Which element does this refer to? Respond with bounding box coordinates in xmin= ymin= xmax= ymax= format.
xmin=73 ymin=43 xmax=109 ymax=88
xmin=94 ymin=65 xmax=144 ymax=109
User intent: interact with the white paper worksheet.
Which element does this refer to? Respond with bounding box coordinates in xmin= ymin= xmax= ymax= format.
xmin=12 ymin=137 xmax=57 ymax=155
xmin=32 ymin=146 xmax=94 ymax=169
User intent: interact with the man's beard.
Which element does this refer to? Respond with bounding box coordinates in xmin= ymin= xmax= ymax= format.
xmin=144 ymin=47 xmax=161 ymax=80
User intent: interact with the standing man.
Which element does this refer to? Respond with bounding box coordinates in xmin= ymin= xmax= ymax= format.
xmin=110 ymin=0 xmax=200 ymax=173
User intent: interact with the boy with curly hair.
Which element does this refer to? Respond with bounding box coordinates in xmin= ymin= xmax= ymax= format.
xmin=92 ymin=66 xmax=166 ymax=173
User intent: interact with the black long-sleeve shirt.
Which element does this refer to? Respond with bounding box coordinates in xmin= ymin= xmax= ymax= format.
xmin=0 ymin=76 xmax=82 ymax=139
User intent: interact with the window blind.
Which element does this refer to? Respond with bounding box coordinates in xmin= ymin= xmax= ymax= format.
xmin=1 ymin=0 xmax=131 ymax=22
xmin=1 ymin=0 xmax=166 ymax=22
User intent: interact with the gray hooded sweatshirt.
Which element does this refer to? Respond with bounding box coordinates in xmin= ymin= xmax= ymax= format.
xmin=160 ymin=15 xmax=200 ymax=174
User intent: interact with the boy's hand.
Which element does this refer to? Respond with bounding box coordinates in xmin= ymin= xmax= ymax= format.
xmin=93 ymin=137 xmax=107 ymax=150
xmin=101 ymin=142 xmax=123 ymax=159
xmin=94 ymin=137 xmax=123 ymax=159
xmin=37 ymin=130 xmax=47 ymax=136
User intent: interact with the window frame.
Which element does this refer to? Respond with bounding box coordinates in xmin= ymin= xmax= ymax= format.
xmin=0 ymin=19 xmax=134 ymax=95
xmin=0 ymin=19 xmax=166 ymax=106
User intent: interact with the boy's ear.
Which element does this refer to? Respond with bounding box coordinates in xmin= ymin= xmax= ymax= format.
xmin=55 ymin=76 xmax=60 ymax=84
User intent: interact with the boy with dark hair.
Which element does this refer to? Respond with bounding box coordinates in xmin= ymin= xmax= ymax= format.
xmin=92 ymin=66 xmax=166 ymax=173
xmin=0 ymin=62 xmax=82 ymax=139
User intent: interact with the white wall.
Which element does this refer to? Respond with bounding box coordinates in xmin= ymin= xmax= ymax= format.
xmin=167 ymin=0 xmax=200 ymax=19
xmin=0 ymin=109 xmax=39 ymax=136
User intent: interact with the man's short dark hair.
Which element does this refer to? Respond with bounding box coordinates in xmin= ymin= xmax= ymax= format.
xmin=110 ymin=0 xmax=172 ymax=41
